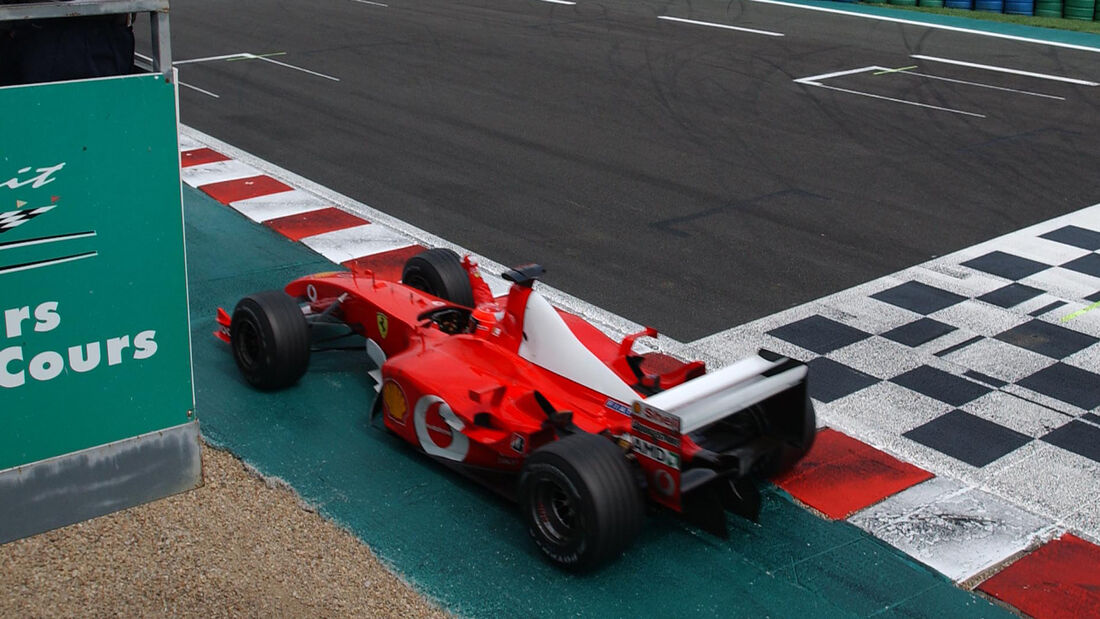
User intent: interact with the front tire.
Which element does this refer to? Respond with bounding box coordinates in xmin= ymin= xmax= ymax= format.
xmin=402 ymin=248 xmax=475 ymax=307
xmin=230 ymin=290 xmax=310 ymax=390
xmin=519 ymin=433 xmax=644 ymax=570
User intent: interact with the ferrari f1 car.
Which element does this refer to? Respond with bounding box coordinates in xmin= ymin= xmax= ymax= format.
xmin=217 ymin=249 xmax=815 ymax=570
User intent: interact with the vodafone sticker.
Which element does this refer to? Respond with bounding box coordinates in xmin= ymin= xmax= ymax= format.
xmin=424 ymin=402 xmax=453 ymax=449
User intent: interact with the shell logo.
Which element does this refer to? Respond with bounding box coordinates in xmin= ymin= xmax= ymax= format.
xmin=382 ymin=380 xmax=407 ymax=424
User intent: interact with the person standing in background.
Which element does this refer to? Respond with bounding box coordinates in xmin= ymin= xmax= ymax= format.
xmin=0 ymin=11 xmax=15 ymax=85
xmin=0 ymin=0 xmax=135 ymax=86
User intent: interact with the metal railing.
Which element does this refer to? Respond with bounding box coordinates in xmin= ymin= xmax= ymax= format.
xmin=0 ymin=0 xmax=171 ymax=79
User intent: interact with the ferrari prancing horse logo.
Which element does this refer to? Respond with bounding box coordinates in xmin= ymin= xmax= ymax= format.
xmin=377 ymin=312 xmax=389 ymax=338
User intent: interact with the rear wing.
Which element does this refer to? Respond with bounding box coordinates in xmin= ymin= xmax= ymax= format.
xmin=643 ymin=352 xmax=808 ymax=435
xmin=628 ymin=350 xmax=814 ymax=530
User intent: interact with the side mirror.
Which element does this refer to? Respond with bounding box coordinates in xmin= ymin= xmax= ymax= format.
xmin=502 ymin=263 xmax=545 ymax=288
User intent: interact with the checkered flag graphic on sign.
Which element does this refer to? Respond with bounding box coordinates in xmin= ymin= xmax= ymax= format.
xmin=0 ymin=205 xmax=56 ymax=233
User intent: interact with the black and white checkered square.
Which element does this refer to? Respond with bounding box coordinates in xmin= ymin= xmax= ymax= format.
xmin=757 ymin=218 xmax=1100 ymax=469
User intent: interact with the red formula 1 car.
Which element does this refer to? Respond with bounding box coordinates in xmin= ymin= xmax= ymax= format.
xmin=218 ymin=249 xmax=814 ymax=569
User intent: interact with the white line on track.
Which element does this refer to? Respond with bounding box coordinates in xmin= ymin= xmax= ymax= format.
xmin=795 ymin=67 xmax=985 ymax=117
xmin=179 ymin=81 xmax=221 ymax=98
xmin=169 ymin=52 xmax=340 ymax=81
xmin=351 ymin=0 xmax=388 ymax=6
xmin=173 ymin=53 xmax=251 ymax=65
xmin=135 ymin=52 xmax=221 ymax=97
xmin=658 ymin=15 xmax=784 ymax=37
xmin=796 ymin=66 xmax=877 ymax=82
xmin=254 ymin=56 xmax=340 ymax=81
xmin=753 ymin=0 xmax=1100 ymax=54
xmin=911 ymin=55 xmax=1099 ymax=86
xmin=807 ymin=82 xmax=985 ymax=117
xmin=902 ymin=70 xmax=1065 ymax=100
xmin=536 ymin=0 xmax=577 ymax=4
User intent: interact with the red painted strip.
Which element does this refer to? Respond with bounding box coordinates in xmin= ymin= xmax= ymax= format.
xmin=180 ymin=148 xmax=229 ymax=168
xmin=264 ymin=207 xmax=370 ymax=242
xmin=771 ymin=428 xmax=934 ymax=520
xmin=342 ymin=245 xmax=428 ymax=281
xmin=978 ymin=534 xmax=1100 ymax=619
xmin=201 ymin=175 xmax=294 ymax=204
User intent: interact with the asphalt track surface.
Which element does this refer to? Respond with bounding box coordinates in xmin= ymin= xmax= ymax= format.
xmin=153 ymin=0 xmax=1100 ymax=342
xmin=151 ymin=1 xmax=1100 ymax=613
xmin=184 ymin=184 xmax=1012 ymax=617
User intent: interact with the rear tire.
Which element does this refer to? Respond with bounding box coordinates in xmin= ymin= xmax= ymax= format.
xmin=402 ymin=248 xmax=475 ymax=308
xmin=230 ymin=290 xmax=310 ymax=390
xmin=519 ymin=433 xmax=644 ymax=570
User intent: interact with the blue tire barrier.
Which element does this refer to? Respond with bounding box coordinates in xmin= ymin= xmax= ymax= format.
xmin=944 ymin=0 xmax=974 ymax=7
xmin=1004 ymin=0 xmax=1035 ymax=13
xmin=974 ymin=0 xmax=1004 ymax=10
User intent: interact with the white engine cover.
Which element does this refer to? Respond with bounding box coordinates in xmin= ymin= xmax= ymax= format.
xmin=517 ymin=290 xmax=639 ymax=405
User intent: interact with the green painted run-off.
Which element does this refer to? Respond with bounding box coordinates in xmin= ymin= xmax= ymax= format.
xmin=185 ymin=185 xmax=1012 ymax=617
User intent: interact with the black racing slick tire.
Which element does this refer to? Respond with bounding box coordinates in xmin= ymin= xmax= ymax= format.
xmin=519 ymin=433 xmax=644 ymax=570
xmin=402 ymin=248 xmax=475 ymax=308
xmin=230 ymin=290 xmax=310 ymax=391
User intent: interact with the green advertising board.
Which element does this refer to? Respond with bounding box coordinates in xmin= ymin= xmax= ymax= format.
xmin=0 ymin=73 xmax=194 ymax=471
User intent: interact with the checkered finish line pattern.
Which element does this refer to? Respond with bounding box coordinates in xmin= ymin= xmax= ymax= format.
xmin=769 ymin=237 xmax=1100 ymax=462
xmin=177 ymin=126 xmax=1100 ymax=613
xmin=696 ymin=205 xmax=1100 ymax=579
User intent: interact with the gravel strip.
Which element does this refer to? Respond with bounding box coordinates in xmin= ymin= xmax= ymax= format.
xmin=0 ymin=444 xmax=449 ymax=618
